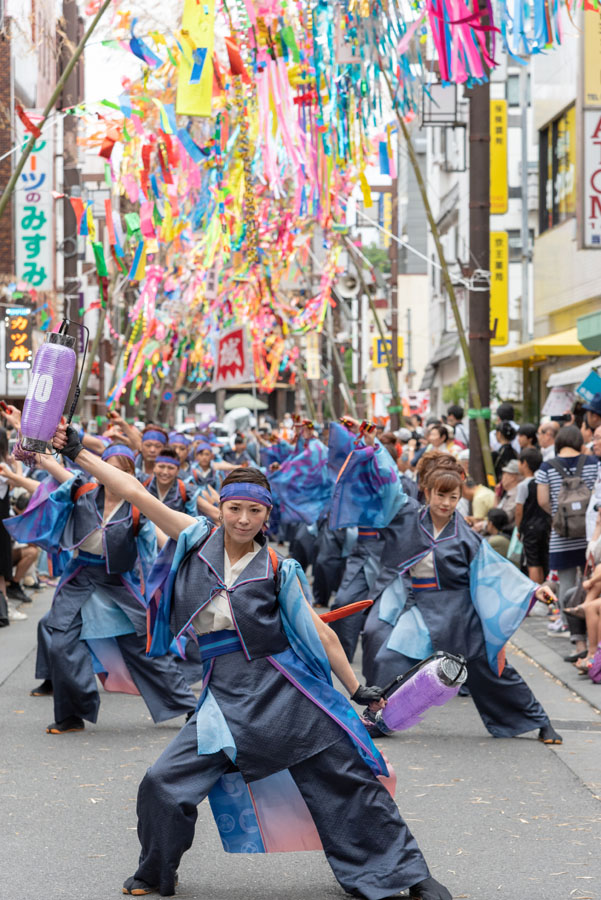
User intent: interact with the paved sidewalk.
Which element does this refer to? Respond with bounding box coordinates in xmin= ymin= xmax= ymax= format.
xmin=511 ymin=613 xmax=601 ymax=714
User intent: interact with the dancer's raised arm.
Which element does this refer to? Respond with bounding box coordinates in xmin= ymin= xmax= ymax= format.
xmin=53 ymin=424 xmax=196 ymax=540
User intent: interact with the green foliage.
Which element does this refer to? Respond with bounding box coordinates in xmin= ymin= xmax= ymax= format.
xmin=442 ymin=371 xmax=501 ymax=408
xmin=362 ymin=242 xmax=391 ymax=275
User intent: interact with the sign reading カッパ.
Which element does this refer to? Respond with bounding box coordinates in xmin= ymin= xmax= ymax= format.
xmin=4 ymin=306 xmax=33 ymax=370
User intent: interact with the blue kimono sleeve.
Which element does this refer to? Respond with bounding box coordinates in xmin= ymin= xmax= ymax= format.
xmin=3 ymin=475 xmax=78 ymax=553
xmin=269 ymin=439 xmax=332 ymax=525
xmin=146 ymin=517 xmax=213 ymax=657
xmin=276 ymin=559 xmax=332 ymax=683
xmin=470 ymin=540 xmax=536 ymax=674
xmin=327 ymin=422 xmax=355 ymax=479
xmin=329 ymin=443 xmax=406 ymax=529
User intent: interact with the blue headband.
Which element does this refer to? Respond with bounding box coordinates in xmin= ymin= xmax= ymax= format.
xmin=102 ymin=444 xmax=136 ymax=462
xmin=196 ymin=442 xmax=213 ymax=452
xmin=170 ymin=434 xmax=190 ymax=446
xmin=220 ymin=482 xmax=272 ymax=507
xmin=156 ymin=455 xmax=180 ymax=468
xmin=143 ymin=429 xmax=167 ymax=444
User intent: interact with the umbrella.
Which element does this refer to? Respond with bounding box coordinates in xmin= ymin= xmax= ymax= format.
xmin=223 ymin=393 xmax=269 ymax=412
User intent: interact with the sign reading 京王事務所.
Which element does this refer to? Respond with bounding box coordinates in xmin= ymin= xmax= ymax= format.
xmin=490 ymin=100 xmax=508 ymax=215
xmin=4 ymin=307 xmax=33 ymax=370
xmin=490 ymin=232 xmax=508 ymax=346
xmin=15 ymin=111 xmax=53 ymax=291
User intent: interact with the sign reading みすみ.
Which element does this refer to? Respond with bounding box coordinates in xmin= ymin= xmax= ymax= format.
xmin=212 ymin=325 xmax=254 ymax=389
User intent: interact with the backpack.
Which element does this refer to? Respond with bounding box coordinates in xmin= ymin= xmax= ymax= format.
xmin=548 ymin=457 xmax=591 ymax=539
xmin=521 ymin=479 xmax=550 ymax=533
xmin=74 ymin=482 xmax=141 ymax=536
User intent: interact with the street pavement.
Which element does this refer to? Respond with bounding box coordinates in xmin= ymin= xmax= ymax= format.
xmin=2 ymin=591 xmax=601 ymax=900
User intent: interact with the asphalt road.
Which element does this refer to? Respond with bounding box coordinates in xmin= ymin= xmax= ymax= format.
xmin=2 ymin=592 xmax=600 ymax=900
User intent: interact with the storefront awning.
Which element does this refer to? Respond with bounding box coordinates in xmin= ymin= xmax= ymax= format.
xmin=419 ymin=333 xmax=460 ymax=389
xmin=490 ymin=327 xmax=595 ymax=368
xmin=546 ymin=356 xmax=601 ymax=387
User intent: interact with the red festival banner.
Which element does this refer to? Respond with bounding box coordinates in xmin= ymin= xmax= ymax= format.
xmin=212 ymin=325 xmax=254 ymax=389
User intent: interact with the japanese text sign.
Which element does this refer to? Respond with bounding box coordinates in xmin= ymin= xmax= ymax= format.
xmin=490 ymin=232 xmax=508 ymax=346
xmin=16 ymin=110 xmax=53 ymax=290
xmin=212 ymin=325 xmax=254 ymax=389
xmin=5 ymin=306 xmax=33 ymax=370
xmin=490 ymin=100 xmax=508 ymax=215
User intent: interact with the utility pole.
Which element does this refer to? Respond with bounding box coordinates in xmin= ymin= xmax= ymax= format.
xmin=389 ymin=162 xmax=401 ymax=430
xmin=467 ymin=59 xmax=492 ymax=485
xmin=61 ymin=0 xmax=82 ymax=336
xmin=520 ymin=63 xmax=534 ymax=423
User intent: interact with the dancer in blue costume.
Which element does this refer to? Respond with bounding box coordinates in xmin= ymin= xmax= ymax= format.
xmin=51 ymin=422 xmax=452 ymax=900
xmin=5 ymin=444 xmax=197 ymax=734
xmin=334 ymin=442 xmax=562 ymax=745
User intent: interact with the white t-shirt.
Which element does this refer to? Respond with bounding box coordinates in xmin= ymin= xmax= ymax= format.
xmin=193 ymin=540 xmax=261 ymax=635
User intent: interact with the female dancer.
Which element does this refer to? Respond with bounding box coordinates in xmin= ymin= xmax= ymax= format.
xmin=6 ymin=443 xmax=197 ymax=733
xmin=53 ymin=423 xmax=452 ymax=900
xmin=353 ymin=450 xmax=562 ymax=744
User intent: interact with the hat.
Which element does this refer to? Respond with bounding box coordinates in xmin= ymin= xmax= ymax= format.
xmin=396 ymin=427 xmax=412 ymax=443
xmin=582 ymin=393 xmax=601 ymax=416
xmin=502 ymin=459 xmax=520 ymax=474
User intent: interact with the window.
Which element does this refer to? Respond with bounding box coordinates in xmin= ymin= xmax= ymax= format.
xmin=539 ymin=105 xmax=576 ymax=234
xmin=506 ymin=73 xmax=531 ymax=107
xmin=507 ymin=229 xmax=535 ymax=261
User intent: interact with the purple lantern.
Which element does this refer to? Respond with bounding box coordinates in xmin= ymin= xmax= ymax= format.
xmin=376 ymin=654 xmax=467 ymax=734
xmin=21 ymin=331 xmax=77 ymax=452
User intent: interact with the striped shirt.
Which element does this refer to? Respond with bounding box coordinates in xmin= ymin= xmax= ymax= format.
xmin=535 ymin=455 xmax=600 ymax=569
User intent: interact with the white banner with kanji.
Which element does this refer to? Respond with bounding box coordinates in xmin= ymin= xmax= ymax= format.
xmin=212 ymin=325 xmax=254 ymax=390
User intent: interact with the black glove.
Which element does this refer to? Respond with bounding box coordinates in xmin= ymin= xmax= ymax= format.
xmin=351 ymin=684 xmax=384 ymax=705
xmin=59 ymin=425 xmax=84 ymax=461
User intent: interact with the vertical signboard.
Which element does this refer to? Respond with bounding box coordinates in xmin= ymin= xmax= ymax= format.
xmin=583 ymin=109 xmax=601 ymax=246
xmin=490 ymin=232 xmax=509 ymax=346
xmin=584 ymin=8 xmax=601 ymax=107
xmin=305 ymin=331 xmax=321 ymax=380
xmin=15 ymin=112 xmax=53 ymax=290
xmin=490 ymin=100 xmax=508 ymax=215
xmin=4 ymin=306 xmax=33 ymax=370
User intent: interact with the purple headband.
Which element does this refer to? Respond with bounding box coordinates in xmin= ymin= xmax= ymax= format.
xmin=156 ymin=455 xmax=180 ymax=468
xmin=143 ymin=429 xmax=167 ymax=445
xmin=195 ymin=441 xmax=213 ymax=452
xmin=102 ymin=444 xmax=136 ymax=462
xmin=220 ymin=482 xmax=272 ymax=507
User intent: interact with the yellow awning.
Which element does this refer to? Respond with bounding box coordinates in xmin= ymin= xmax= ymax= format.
xmin=491 ymin=327 xmax=596 ymax=368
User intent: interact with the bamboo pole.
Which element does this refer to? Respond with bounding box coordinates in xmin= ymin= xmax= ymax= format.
xmin=379 ymin=65 xmax=496 ymax=485
xmin=0 ymin=0 xmax=114 ymax=221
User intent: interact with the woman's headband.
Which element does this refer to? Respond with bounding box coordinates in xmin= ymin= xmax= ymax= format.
xmin=143 ymin=429 xmax=167 ymax=444
xmin=102 ymin=444 xmax=136 ymax=462
xmin=156 ymin=455 xmax=180 ymax=468
xmin=219 ymin=482 xmax=272 ymax=507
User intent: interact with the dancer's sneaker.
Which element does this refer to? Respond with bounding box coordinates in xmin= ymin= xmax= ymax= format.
xmin=30 ymin=679 xmax=53 ymax=696
xmin=122 ymin=874 xmax=178 ymax=896
xmin=46 ymin=716 xmax=85 ymax=734
xmin=539 ymin=723 xmax=563 ymax=745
